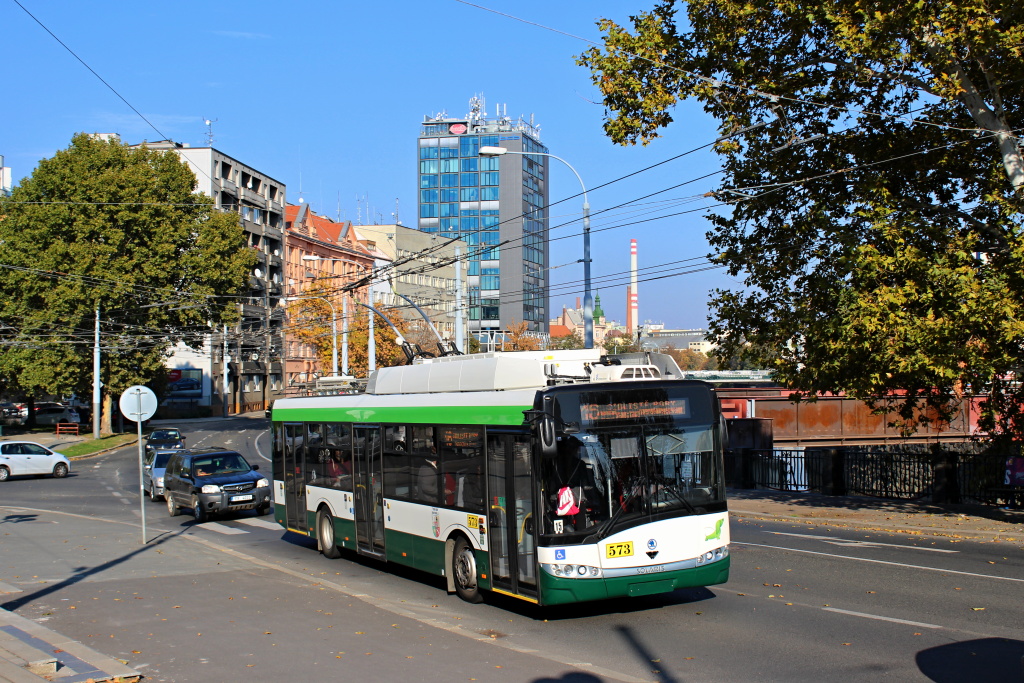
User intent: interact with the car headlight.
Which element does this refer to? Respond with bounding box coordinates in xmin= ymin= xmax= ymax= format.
xmin=256 ymin=478 xmax=269 ymax=488
xmin=201 ymin=484 xmax=221 ymax=493
xmin=176 ymin=444 xmax=183 ymax=449
xmin=156 ymin=477 xmax=164 ymax=487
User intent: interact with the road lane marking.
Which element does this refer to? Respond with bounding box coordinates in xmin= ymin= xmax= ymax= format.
xmin=194 ymin=522 xmax=248 ymax=535
xmin=236 ymin=518 xmax=281 ymax=530
xmin=736 ymin=542 xmax=1024 ymax=583
xmin=822 ymin=607 xmax=941 ymax=629
xmin=254 ymin=429 xmax=270 ymax=462
xmin=770 ymin=531 xmax=959 ymax=553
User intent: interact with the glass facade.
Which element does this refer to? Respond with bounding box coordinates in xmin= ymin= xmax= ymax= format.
xmin=417 ymin=119 xmax=548 ymax=334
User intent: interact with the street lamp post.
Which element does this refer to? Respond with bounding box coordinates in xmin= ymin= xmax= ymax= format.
xmin=479 ymin=146 xmax=593 ymax=349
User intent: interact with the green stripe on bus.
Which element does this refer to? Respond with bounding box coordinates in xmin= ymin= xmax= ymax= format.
xmin=273 ymin=404 xmax=531 ymax=425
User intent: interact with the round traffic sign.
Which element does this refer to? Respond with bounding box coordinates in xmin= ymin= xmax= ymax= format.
xmin=119 ymin=385 xmax=158 ymax=422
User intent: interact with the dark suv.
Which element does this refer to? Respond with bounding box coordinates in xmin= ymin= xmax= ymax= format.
xmin=164 ymin=448 xmax=271 ymax=523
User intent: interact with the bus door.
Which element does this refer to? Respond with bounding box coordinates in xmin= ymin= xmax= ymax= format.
xmin=486 ymin=432 xmax=537 ymax=598
xmin=283 ymin=423 xmax=307 ymax=533
xmin=353 ymin=425 xmax=385 ymax=557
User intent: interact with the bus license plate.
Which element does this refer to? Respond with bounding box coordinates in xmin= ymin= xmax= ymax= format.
xmin=230 ymin=494 xmax=253 ymax=502
xmin=605 ymin=542 xmax=633 ymax=558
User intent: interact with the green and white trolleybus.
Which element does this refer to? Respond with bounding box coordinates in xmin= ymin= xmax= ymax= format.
xmin=270 ymin=349 xmax=730 ymax=606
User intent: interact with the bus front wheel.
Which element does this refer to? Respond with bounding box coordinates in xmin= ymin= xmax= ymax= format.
xmin=317 ymin=508 xmax=342 ymax=559
xmin=451 ymin=536 xmax=482 ymax=603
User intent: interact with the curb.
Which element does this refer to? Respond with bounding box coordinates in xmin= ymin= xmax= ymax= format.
xmin=730 ymin=507 xmax=1024 ymax=543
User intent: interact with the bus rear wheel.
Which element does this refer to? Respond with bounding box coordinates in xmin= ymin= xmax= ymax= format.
xmin=317 ymin=508 xmax=342 ymax=559
xmin=451 ymin=536 xmax=482 ymax=603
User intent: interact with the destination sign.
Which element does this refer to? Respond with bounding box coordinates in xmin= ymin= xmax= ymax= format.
xmin=580 ymin=399 xmax=689 ymax=424
xmin=439 ymin=427 xmax=482 ymax=448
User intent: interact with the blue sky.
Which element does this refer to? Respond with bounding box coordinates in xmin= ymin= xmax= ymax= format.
xmin=1 ymin=0 xmax=736 ymax=330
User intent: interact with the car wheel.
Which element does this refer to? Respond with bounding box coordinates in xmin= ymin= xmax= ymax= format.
xmin=316 ymin=508 xmax=342 ymax=559
xmin=0 ymin=466 xmax=9 ymax=482
xmin=52 ymin=463 xmax=69 ymax=478
xmin=192 ymin=496 xmax=207 ymax=524
xmin=167 ymin=494 xmax=180 ymax=517
xmin=451 ymin=535 xmax=482 ymax=603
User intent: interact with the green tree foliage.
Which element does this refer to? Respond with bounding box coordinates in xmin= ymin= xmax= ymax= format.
xmin=666 ymin=347 xmax=717 ymax=371
xmin=0 ymin=134 xmax=256 ymax=421
xmin=602 ymin=330 xmax=638 ymax=354
xmin=579 ymin=1 xmax=1024 ymax=437
xmin=549 ymin=331 xmax=585 ymax=350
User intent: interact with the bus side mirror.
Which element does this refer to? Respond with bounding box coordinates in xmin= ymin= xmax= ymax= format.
xmin=538 ymin=414 xmax=557 ymax=458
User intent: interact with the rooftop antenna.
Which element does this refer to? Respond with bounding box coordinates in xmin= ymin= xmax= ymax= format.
xmin=203 ymin=117 xmax=218 ymax=145
xmin=393 ymin=197 xmax=400 ymax=225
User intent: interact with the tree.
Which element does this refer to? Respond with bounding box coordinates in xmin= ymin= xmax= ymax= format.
xmin=549 ymin=331 xmax=585 ymax=350
xmin=0 ymin=133 xmax=256 ymax=430
xmin=506 ymin=320 xmax=542 ymax=351
xmin=291 ymin=288 xmax=414 ymax=378
xmin=579 ymin=1 xmax=1024 ymax=437
xmin=602 ymin=330 xmax=638 ymax=354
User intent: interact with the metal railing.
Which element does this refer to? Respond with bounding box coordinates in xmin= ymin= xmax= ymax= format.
xmin=736 ymin=447 xmax=1018 ymax=505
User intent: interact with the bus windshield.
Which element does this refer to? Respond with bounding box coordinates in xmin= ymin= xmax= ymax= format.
xmin=539 ymin=383 xmax=726 ymax=540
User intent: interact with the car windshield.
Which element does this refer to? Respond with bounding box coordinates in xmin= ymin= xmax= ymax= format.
xmin=192 ymin=454 xmax=250 ymax=477
xmin=151 ymin=430 xmax=180 ymax=440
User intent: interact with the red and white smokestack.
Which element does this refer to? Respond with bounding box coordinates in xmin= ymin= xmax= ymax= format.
xmin=627 ymin=239 xmax=639 ymax=333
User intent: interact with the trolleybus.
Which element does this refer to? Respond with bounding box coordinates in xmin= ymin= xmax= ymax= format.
xmin=270 ymin=349 xmax=730 ymax=606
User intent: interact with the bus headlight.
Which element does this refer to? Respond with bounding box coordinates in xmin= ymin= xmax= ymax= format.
xmin=696 ymin=545 xmax=729 ymax=565
xmin=542 ymin=564 xmax=603 ymax=579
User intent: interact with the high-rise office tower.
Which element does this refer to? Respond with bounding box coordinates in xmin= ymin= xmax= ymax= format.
xmin=417 ymin=96 xmax=549 ymax=340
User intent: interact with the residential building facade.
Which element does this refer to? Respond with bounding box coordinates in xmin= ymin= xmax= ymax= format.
xmin=353 ymin=223 xmax=468 ymax=352
xmin=283 ymin=203 xmax=377 ymax=390
xmin=132 ymin=140 xmax=286 ymax=415
xmin=416 ymin=97 xmax=549 ymax=342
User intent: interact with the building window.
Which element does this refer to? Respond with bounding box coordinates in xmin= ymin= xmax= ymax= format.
xmin=480 ymin=187 xmax=499 ymax=201
xmin=420 ymin=174 xmax=438 ymax=188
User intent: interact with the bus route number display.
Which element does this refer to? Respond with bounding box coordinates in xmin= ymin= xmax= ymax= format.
xmin=605 ymin=541 xmax=634 ymax=558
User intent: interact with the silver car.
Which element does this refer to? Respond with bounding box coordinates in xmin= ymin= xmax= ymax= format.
xmin=0 ymin=441 xmax=71 ymax=481
xmin=143 ymin=448 xmax=177 ymax=500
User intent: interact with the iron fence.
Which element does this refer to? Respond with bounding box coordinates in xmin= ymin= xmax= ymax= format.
xmin=739 ymin=447 xmax=1019 ymax=506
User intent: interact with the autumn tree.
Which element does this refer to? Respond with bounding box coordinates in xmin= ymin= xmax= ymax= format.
xmin=505 ymin=320 xmax=542 ymax=351
xmin=0 ymin=133 xmax=255 ymax=430
xmin=290 ymin=288 xmax=414 ymax=378
xmin=579 ymin=1 xmax=1024 ymax=437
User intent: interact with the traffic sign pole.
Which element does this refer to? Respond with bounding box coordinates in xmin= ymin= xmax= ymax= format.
xmin=119 ymin=386 xmax=158 ymax=545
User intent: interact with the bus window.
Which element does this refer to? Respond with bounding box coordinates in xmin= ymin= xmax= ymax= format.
xmin=438 ymin=426 xmax=482 ymax=510
xmin=306 ymin=423 xmax=330 ymax=486
xmin=383 ymin=424 xmax=412 ymax=499
xmin=325 ymin=423 xmax=352 ymax=491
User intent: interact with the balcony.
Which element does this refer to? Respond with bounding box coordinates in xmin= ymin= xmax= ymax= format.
xmin=239 ymin=187 xmax=267 ymax=208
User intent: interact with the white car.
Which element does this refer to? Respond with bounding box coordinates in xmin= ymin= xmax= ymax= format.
xmin=0 ymin=441 xmax=71 ymax=481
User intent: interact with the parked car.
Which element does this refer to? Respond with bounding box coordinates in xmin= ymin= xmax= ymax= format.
xmin=0 ymin=441 xmax=70 ymax=481
xmin=18 ymin=401 xmax=63 ymax=418
xmin=26 ymin=405 xmax=79 ymax=425
xmin=164 ymin=448 xmax=271 ymax=522
xmin=143 ymin=448 xmax=178 ymax=501
xmin=144 ymin=428 xmax=186 ymax=452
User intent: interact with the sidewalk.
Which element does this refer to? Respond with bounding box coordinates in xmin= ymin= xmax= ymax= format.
xmin=728 ymin=487 xmax=1024 ymax=544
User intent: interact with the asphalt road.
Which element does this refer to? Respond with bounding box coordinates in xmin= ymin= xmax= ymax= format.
xmin=2 ymin=417 xmax=1023 ymax=682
